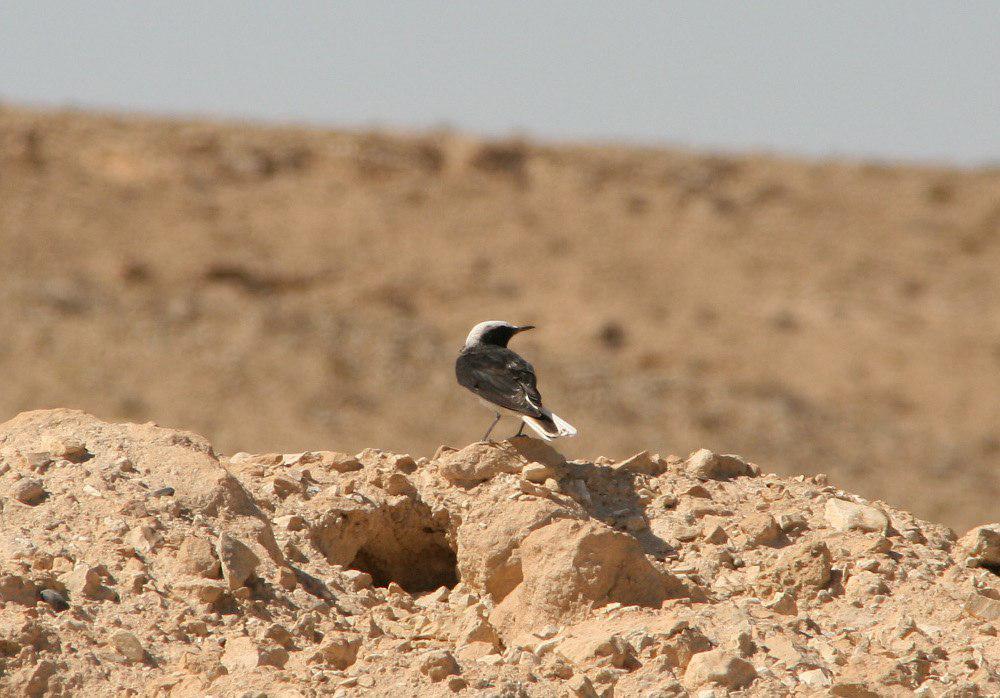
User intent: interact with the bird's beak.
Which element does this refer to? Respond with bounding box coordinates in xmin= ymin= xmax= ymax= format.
xmin=515 ymin=325 xmax=535 ymax=333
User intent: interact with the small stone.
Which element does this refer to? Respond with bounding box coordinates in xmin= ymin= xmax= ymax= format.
xmin=274 ymin=514 xmax=308 ymax=531
xmin=419 ymin=650 xmax=460 ymax=682
xmin=797 ymin=668 xmax=831 ymax=686
xmin=308 ymin=634 xmax=361 ymax=669
xmin=615 ymin=451 xmax=664 ymax=476
xmin=824 ymin=498 xmax=889 ymax=533
xmin=683 ymin=649 xmax=757 ymax=689
xmin=115 ymin=457 xmax=136 ymax=473
xmin=765 ymin=592 xmax=797 ymax=615
xmin=61 ymin=564 xmax=111 ymax=600
xmin=341 ymin=569 xmax=373 ymax=590
xmin=522 ymin=462 xmax=556 ymax=483
xmin=384 ymin=472 xmax=413 ymax=495
xmin=776 ymin=513 xmax=808 ymax=533
xmin=314 ymin=451 xmax=363 ymax=473
xmin=565 ymin=674 xmax=598 ymax=698
xmin=24 ymin=453 xmax=54 ymax=473
xmin=446 ymin=676 xmax=467 ymax=692
xmin=703 ymin=525 xmax=728 ymax=544
xmin=216 ymin=532 xmax=260 ymax=589
xmin=685 ymin=449 xmax=753 ymax=480
xmin=178 ymin=536 xmax=222 ymax=579
xmin=270 ymin=475 xmax=304 ymax=499
xmin=964 ymin=592 xmax=1000 ymax=622
xmin=39 ymin=588 xmax=69 ymax=611
xmin=957 ymin=525 xmax=1000 ymax=568
xmin=57 ymin=440 xmax=89 ymax=462
xmin=742 ymin=513 xmax=782 ymax=545
xmin=13 ymin=479 xmax=47 ymax=505
xmin=111 ymin=631 xmax=146 ymax=664
xmin=128 ymin=525 xmax=162 ymax=552
xmin=625 ymin=515 xmax=648 ymax=532
xmin=149 ymin=486 xmax=175 ymax=497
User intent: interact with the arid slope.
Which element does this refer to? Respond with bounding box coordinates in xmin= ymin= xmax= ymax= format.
xmin=1 ymin=107 xmax=999 ymax=528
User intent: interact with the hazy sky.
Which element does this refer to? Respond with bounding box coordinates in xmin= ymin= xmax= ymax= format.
xmin=2 ymin=2 xmax=998 ymax=164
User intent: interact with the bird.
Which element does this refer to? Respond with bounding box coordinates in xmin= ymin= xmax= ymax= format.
xmin=455 ymin=320 xmax=577 ymax=442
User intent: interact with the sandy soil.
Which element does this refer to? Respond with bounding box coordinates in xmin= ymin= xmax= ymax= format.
xmin=0 ymin=106 xmax=998 ymax=529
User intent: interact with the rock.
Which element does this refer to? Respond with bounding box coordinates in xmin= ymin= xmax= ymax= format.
xmin=614 ymin=451 xmax=664 ymax=476
xmin=683 ymin=649 xmax=757 ymax=690
xmin=55 ymin=439 xmax=89 ymax=461
xmin=565 ymin=674 xmax=599 ymax=698
xmin=652 ymin=625 xmax=714 ymax=669
xmin=765 ymin=591 xmax=798 ymax=615
xmin=308 ymin=633 xmax=362 ymax=669
xmin=170 ymin=577 xmax=227 ymax=604
xmin=222 ymin=636 xmax=288 ymax=671
xmin=507 ymin=438 xmax=568 ymax=468
xmin=824 ymin=498 xmax=889 ymax=533
xmin=419 ymin=650 xmax=460 ymax=681
xmin=128 ymin=524 xmax=162 ymax=552
xmin=111 ymin=631 xmax=146 ymax=664
xmin=845 ymin=570 xmax=889 ymax=599
xmin=557 ymin=633 xmax=635 ymax=669
xmin=314 ymin=451 xmax=363 ymax=473
xmin=61 ymin=564 xmax=114 ymax=601
xmin=760 ymin=541 xmax=832 ymax=594
xmin=384 ymin=472 xmax=413 ymax=495
xmin=456 ymin=491 xmax=573 ymax=600
xmin=456 ymin=605 xmax=502 ymax=649
xmin=957 ymin=525 xmax=1000 ymax=569
xmin=799 ymin=668 xmax=832 ymax=687
xmin=685 ymin=449 xmax=753 ymax=480
xmin=177 ymin=536 xmax=222 ymax=578
xmin=12 ymin=478 xmax=46 ymax=505
xmin=490 ymin=519 xmax=687 ymax=639
xmin=23 ymin=452 xmax=53 ymax=473
xmin=216 ymin=532 xmax=260 ymax=589
xmin=274 ymin=514 xmax=308 ymax=531
xmin=703 ymin=524 xmax=728 ymax=543
xmin=964 ymin=592 xmax=1000 ymax=622
xmin=0 ymin=573 xmax=39 ymax=605
xmin=523 ymin=462 xmax=557 ymax=483
xmin=741 ymin=513 xmax=782 ymax=546
xmin=341 ymin=569 xmax=374 ymax=590
xmin=437 ymin=442 xmax=526 ymax=486
xmin=39 ymin=588 xmax=69 ymax=611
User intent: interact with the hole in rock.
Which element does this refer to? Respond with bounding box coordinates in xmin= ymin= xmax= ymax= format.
xmin=347 ymin=528 xmax=458 ymax=593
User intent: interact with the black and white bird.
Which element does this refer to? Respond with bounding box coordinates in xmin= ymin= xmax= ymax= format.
xmin=455 ymin=320 xmax=577 ymax=442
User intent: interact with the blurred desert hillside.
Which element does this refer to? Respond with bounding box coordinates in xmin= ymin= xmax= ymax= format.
xmin=1 ymin=105 xmax=998 ymax=529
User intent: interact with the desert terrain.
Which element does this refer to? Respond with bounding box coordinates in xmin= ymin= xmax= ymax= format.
xmin=1 ymin=409 xmax=998 ymax=696
xmin=1 ymin=105 xmax=998 ymax=531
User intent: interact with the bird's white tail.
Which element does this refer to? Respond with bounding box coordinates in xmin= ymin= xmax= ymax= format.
xmin=521 ymin=408 xmax=577 ymax=441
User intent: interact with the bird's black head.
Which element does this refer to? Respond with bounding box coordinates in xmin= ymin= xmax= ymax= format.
xmin=465 ymin=320 xmax=535 ymax=348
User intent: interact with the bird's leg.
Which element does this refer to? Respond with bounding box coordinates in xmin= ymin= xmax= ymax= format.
xmin=482 ymin=412 xmax=501 ymax=441
xmin=514 ymin=422 xmax=525 ymax=438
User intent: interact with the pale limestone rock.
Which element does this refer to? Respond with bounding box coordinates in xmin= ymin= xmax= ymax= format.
xmin=824 ymin=498 xmax=889 ymax=533
xmin=685 ymin=449 xmax=753 ymax=480
xmin=216 ymin=532 xmax=260 ymax=589
xmin=177 ymin=536 xmax=222 ymax=579
xmin=419 ymin=650 xmax=460 ymax=681
xmin=437 ymin=441 xmax=526 ymax=485
xmin=683 ymin=649 xmax=757 ymax=690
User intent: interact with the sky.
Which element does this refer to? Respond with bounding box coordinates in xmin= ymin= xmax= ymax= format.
xmin=1 ymin=2 xmax=998 ymax=165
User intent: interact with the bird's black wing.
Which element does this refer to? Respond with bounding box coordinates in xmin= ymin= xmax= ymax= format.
xmin=455 ymin=346 xmax=545 ymax=418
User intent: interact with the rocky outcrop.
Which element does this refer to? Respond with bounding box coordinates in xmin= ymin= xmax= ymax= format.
xmin=0 ymin=409 xmax=997 ymax=696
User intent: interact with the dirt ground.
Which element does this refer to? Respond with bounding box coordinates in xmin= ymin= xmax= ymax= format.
xmin=0 ymin=106 xmax=998 ymax=530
